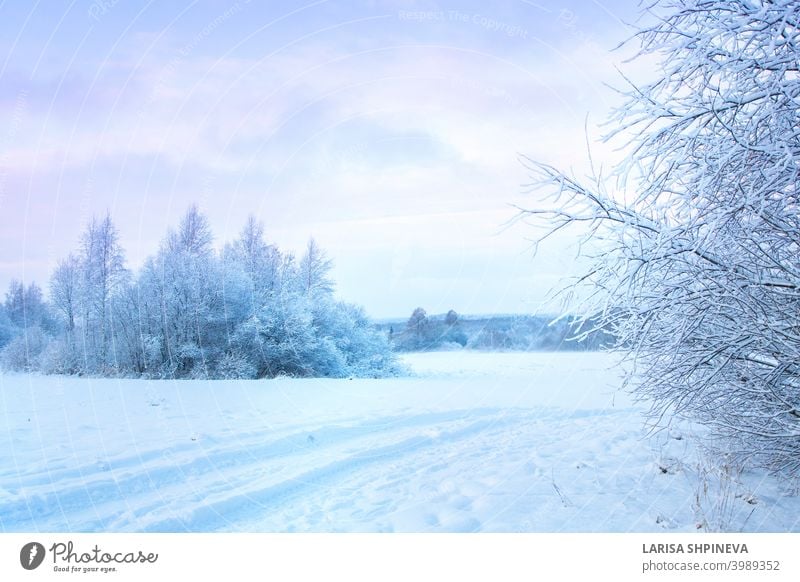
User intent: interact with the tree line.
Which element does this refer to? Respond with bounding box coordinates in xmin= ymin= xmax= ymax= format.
xmin=0 ymin=205 xmax=398 ymax=379
xmin=386 ymin=307 xmax=614 ymax=352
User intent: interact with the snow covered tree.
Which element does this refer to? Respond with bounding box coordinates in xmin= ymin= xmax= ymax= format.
xmin=110 ymin=281 xmax=149 ymax=374
xmin=399 ymin=307 xmax=434 ymax=350
xmin=442 ymin=309 xmax=467 ymax=347
xmin=0 ymin=280 xmax=54 ymax=371
xmin=3 ymin=280 xmax=53 ymax=333
xmin=47 ymin=254 xmax=83 ymax=372
xmin=298 ymin=237 xmax=334 ymax=298
xmin=233 ymin=294 xmax=321 ymax=377
xmin=317 ymin=301 xmax=398 ymax=377
xmin=520 ymin=0 xmax=800 ymax=476
xmin=134 ymin=257 xmax=172 ymax=376
xmin=225 ymin=215 xmax=281 ymax=303
xmin=220 ymin=215 xmax=282 ymax=347
xmin=4 ymin=280 xmax=25 ymax=328
xmin=16 ymin=206 xmax=397 ymax=379
xmin=0 ymin=303 xmax=13 ymax=349
xmin=0 ymin=326 xmax=48 ymax=372
xmin=153 ymin=205 xmax=221 ymax=377
xmin=79 ymin=213 xmax=127 ymax=371
xmin=50 ymin=254 xmax=80 ymax=336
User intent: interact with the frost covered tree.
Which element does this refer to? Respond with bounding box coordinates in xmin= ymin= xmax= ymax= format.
xmin=16 ymin=205 xmax=396 ymax=379
xmin=153 ymin=204 xmax=221 ymax=377
xmin=48 ymin=254 xmax=82 ymax=372
xmin=520 ymin=0 xmax=800 ymax=475
xmin=79 ymin=213 xmax=127 ymax=370
xmin=50 ymin=255 xmax=80 ymax=337
xmin=3 ymin=280 xmax=25 ymax=328
xmin=0 ymin=303 xmax=12 ymax=349
xmin=0 ymin=326 xmax=49 ymax=372
xmin=402 ymin=307 xmax=432 ymax=350
xmin=442 ymin=309 xmax=467 ymax=347
xmin=223 ymin=214 xmax=281 ymax=310
xmin=298 ymin=237 xmax=334 ymax=298
xmin=0 ymin=280 xmax=55 ymax=371
xmin=3 ymin=280 xmax=53 ymax=332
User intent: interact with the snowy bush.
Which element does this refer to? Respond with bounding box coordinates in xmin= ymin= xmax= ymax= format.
xmin=468 ymin=328 xmax=517 ymax=351
xmin=139 ymin=334 xmax=163 ymax=374
xmin=215 ymin=351 xmax=258 ymax=380
xmin=316 ymin=301 xmax=399 ymax=377
xmin=38 ymin=338 xmax=81 ymax=375
xmin=0 ymin=327 xmax=49 ymax=372
xmin=0 ymin=306 xmax=15 ymax=349
xmin=235 ymin=297 xmax=317 ymax=377
xmin=521 ymin=0 xmax=800 ymax=477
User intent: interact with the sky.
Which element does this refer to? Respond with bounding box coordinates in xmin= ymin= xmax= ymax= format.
xmin=0 ymin=0 xmax=647 ymax=319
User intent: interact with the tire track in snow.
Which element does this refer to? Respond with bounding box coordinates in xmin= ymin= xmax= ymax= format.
xmin=0 ymin=407 xmax=530 ymax=531
xmin=136 ymin=409 xmax=530 ymax=532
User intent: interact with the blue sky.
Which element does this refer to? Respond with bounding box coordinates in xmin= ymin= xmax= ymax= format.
xmin=0 ymin=0 xmax=645 ymax=318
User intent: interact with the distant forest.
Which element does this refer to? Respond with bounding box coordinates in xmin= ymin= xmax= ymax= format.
xmin=381 ymin=308 xmax=615 ymax=352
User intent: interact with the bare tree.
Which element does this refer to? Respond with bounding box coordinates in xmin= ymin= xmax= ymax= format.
xmin=520 ymin=0 xmax=800 ymax=475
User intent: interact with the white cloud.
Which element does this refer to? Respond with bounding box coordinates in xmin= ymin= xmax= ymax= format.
xmin=0 ymin=0 xmax=647 ymax=316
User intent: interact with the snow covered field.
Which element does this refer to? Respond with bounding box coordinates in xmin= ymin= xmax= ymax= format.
xmin=1 ymin=352 xmax=798 ymax=532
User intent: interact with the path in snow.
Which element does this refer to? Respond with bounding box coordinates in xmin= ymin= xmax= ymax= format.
xmin=1 ymin=352 xmax=798 ymax=532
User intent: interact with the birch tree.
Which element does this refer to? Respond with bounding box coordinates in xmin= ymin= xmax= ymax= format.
xmin=156 ymin=204 xmax=219 ymax=377
xmin=79 ymin=213 xmax=127 ymax=370
xmin=50 ymin=254 xmax=80 ymax=336
xmin=299 ymin=238 xmax=334 ymax=298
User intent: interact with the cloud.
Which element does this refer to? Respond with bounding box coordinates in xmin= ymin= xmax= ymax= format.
xmin=0 ymin=0 xmax=645 ymax=316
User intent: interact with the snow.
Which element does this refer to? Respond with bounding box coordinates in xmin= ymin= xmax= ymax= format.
xmin=1 ymin=351 xmax=798 ymax=532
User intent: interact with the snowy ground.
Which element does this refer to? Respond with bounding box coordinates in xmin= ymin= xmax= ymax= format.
xmin=1 ymin=351 xmax=798 ymax=532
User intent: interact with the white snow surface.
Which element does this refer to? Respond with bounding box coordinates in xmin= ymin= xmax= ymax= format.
xmin=1 ymin=351 xmax=798 ymax=532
